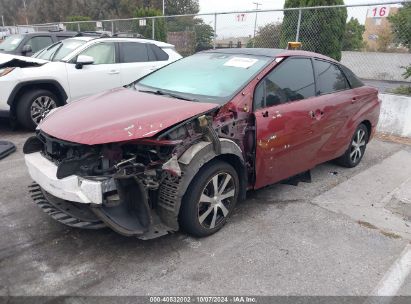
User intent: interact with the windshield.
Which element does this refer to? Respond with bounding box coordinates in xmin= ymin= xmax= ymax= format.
xmin=34 ymin=39 xmax=87 ymax=61
xmin=137 ymin=52 xmax=271 ymax=103
xmin=0 ymin=35 xmax=24 ymax=51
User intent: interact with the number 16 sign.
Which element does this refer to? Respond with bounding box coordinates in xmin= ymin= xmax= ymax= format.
xmin=367 ymin=6 xmax=390 ymax=18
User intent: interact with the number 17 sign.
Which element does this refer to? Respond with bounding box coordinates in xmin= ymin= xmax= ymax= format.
xmin=367 ymin=6 xmax=390 ymax=18
xmin=236 ymin=13 xmax=247 ymax=22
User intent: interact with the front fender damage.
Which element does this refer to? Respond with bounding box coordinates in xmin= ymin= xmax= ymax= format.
xmin=25 ymin=107 xmax=249 ymax=239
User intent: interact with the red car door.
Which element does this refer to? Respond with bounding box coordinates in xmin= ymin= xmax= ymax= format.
xmin=311 ymin=59 xmax=361 ymax=164
xmin=254 ymin=57 xmax=327 ymax=189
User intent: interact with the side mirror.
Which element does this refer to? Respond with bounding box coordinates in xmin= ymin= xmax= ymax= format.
xmin=75 ymin=55 xmax=94 ymax=69
xmin=22 ymin=44 xmax=32 ymax=54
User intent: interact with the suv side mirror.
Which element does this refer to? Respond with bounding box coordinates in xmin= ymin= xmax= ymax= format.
xmin=75 ymin=55 xmax=94 ymax=69
xmin=22 ymin=44 xmax=32 ymax=54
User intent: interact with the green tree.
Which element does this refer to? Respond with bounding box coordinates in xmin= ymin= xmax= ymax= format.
xmin=388 ymin=3 xmax=411 ymax=50
xmin=193 ymin=20 xmax=214 ymax=51
xmin=133 ymin=7 xmax=166 ymax=41
xmin=342 ymin=17 xmax=365 ymax=51
xmin=65 ymin=16 xmax=95 ymax=32
xmin=248 ymin=22 xmax=282 ymax=48
xmin=165 ymin=0 xmax=199 ymax=15
xmin=281 ymin=0 xmax=347 ymax=61
xmin=163 ymin=0 xmax=213 ymax=54
xmin=403 ymin=65 xmax=411 ymax=79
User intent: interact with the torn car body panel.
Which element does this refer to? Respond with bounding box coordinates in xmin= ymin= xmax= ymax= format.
xmin=39 ymin=88 xmax=219 ymax=145
xmin=0 ymin=53 xmax=48 ymax=68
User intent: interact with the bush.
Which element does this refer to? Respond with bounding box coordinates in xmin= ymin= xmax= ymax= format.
xmin=388 ymin=85 xmax=411 ymax=96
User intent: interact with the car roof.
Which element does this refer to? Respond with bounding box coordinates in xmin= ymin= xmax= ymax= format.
xmin=204 ymin=48 xmax=337 ymax=63
xmin=67 ymin=36 xmax=96 ymax=42
xmin=204 ymin=48 xmax=284 ymax=57
xmin=97 ymin=37 xmax=174 ymax=48
xmin=16 ymin=31 xmax=77 ymax=37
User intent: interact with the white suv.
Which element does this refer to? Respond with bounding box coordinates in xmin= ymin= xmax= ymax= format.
xmin=0 ymin=36 xmax=182 ymax=129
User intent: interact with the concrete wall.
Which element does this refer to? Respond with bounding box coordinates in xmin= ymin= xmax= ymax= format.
xmin=377 ymin=93 xmax=411 ymax=138
xmin=341 ymin=51 xmax=411 ymax=82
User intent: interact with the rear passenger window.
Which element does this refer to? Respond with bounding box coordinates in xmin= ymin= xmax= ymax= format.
xmin=340 ymin=65 xmax=364 ymax=88
xmin=254 ymin=58 xmax=315 ymax=109
xmin=315 ymin=60 xmax=349 ymax=94
xmin=148 ymin=44 xmax=169 ymax=61
xmin=121 ymin=42 xmax=149 ymax=63
xmin=27 ymin=36 xmax=53 ymax=52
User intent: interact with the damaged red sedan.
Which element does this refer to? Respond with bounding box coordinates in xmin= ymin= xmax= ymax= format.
xmin=23 ymin=49 xmax=380 ymax=239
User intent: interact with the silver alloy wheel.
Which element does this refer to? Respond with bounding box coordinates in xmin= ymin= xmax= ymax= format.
xmin=198 ymin=172 xmax=236 ymax=229
xmin=30 ymin=96 xmax=57 ymax=125
xmin=350 ymin=128 xmax=366 ymax=164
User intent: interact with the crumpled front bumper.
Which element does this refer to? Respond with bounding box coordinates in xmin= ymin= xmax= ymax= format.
xmin=25 ymin=152 xmax=114 ymax=205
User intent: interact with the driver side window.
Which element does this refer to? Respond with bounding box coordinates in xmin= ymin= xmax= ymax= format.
xmin=254 ymin=58 xmax=316 ymax=110
xmin=79 ymin=42 xmax=116 ymax=65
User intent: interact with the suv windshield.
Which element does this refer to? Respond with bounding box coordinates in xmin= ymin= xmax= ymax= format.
xmin=137 ymin=52 xmax=271 ymax=103
xmin=0 ymin=35 xmax=24 ymax=51
xmin=34 ymin=39 xmax=87 ymax=61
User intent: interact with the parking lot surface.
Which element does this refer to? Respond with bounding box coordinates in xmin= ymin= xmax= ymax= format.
xmin=1 ymin=120 xmax=411 ymax=296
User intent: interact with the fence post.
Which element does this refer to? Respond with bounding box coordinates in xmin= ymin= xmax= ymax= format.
xmin=77 ymin=22 xmax=81 ymax=32
xmin=152 ymin=18 xmax=155 ymax=40
xmin=213 ymin=13 xmax=217 ymax=49
xmin=295 ymin=9 xmax=302 ymax=42
xmin=111 ymin=21 xmax=114 ymax=35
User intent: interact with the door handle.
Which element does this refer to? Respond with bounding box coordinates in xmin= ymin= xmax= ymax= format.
xmin=351 ymin=97 xmax=357 ymax=104
xmin=108 ymin=70 xmax=120 ymax=75
xmin=262 ymin=111 xmax=269 ymax=118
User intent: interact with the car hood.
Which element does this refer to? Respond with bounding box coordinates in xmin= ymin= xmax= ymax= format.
xmin=39 ymin=87 xmax=219 ymax=145
xmin=0 ymin=53 xmax=48 ymax=68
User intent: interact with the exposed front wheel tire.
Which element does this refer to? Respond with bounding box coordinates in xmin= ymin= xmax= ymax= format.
xmin=179 ymin=160 xmax=239 ymax=237
xmin=16 ymin=89 xmax=59 ymax=130
xmin=336 ymin=124 xmax=369 ymax=168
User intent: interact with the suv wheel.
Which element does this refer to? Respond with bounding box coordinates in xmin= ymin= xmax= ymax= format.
xmin=336 ymin=124 xmax=369 ymax=168
xmin=179 ymin=160 xmax=239 ymax=237
xmin=17 ymin=89 xmax=59 ymax=130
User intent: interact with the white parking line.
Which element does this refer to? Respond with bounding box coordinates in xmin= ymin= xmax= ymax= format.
xmin=372 ymin=244 xmax=411 ymax=296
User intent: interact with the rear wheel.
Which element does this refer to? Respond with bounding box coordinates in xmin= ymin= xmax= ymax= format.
xmin=336 ymin=124 xmax=369 ymax=168
xmin=16 ymin=89 xmax=59 ymax=130
xmin=179 ymin=160 xmax=239 ymax=237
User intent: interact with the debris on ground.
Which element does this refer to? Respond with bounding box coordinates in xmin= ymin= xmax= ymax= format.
xmin=0 ymin=141 xmax=16 ymax=160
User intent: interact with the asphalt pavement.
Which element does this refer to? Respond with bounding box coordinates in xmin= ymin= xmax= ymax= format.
xmin=1 ymin=120 xmax=411 ymax=296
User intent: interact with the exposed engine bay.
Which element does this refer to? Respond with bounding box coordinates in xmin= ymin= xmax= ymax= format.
xmin=24 ymin=109 xmax=252 ymax=239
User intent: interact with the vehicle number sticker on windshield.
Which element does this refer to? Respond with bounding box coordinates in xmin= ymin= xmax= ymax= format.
xmin=10 ymin=39 xmax=20 ymax=45
xmin=65 ymin=43 xmax=79 ymax=49
xmin=224 ymin=57 xmax=258 ymax=69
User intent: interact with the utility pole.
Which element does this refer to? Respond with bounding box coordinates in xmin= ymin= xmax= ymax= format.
xmin=253 ymin=2 xmax=262 ymax=47
xmin=22 ymin=0 xmax=29 ymax=25
xmin=1 ymin=15 xmax=4 ymax=27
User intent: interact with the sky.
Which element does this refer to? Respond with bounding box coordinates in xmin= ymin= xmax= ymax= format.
xmin=197 ymin=0 xmax=402 ymax=39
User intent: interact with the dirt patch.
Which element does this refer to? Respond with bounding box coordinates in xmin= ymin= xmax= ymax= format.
xmin=380 ymin=230 xmax=402 ymax=239
xmin=358 ymin=220 xmax=402 ymax=239
xmin=358 ymin=220 xmax=378 ymax=229
xmin=375 ymin=133 xmax=411 ymax=146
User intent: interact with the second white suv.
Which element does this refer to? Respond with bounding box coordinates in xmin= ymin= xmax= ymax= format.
xmin=0 ymin=36 xmax=182 ymax=129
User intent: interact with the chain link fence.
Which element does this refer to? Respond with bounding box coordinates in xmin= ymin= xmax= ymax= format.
xmin=6 ymin=1 xmax=411 ymax=82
